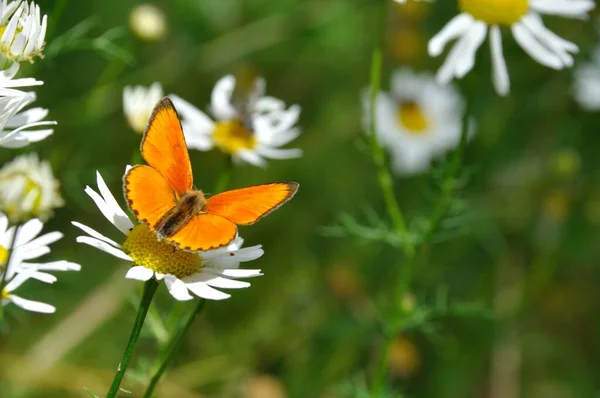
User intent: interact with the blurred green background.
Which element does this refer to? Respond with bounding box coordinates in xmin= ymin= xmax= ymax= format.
xmin=2 ymin=0 xmax=600 ymax=397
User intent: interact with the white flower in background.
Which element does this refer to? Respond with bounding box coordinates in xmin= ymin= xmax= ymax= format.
xmin=171 ymin=75 xmax=302 ymax=167
xmin=428 ymin=0 xmax=595 ymax=96
xmin=0 ymin=92 xmax=55 ymax=148
xmin=129 ymin=3 xmax=167 ymax=42
xmin=0 ymin=1 xmax=47 ymax=64
xmin=0 ymin=61 xmax=42 ymax=96
xmin=0 ymin=153 xmax=64 ymax=223
xmin=123 ymin=82 xmax=163 ymax=134
xmin=72 ymin=171 xmax=264 ymax=301
xmin=573 ymin=45 xmax=600 ymax=111
xmin=0 ymin=213 xmax=81 ymax=313
xmin=365 ymin=68 xmax=467 ymax=175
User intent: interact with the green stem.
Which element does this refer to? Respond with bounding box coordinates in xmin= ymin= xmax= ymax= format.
xmin=142 ymin=300 xmax=206 ymax=398
xmin=106 ymin=279 xmax=158 ymax=398
xmin=370 ymin=98 xmax=473 ymax=397
xmin=366 ymin=49 xmax=414 ymax=257
xmin=0 ymin=223 xmax=20 ymax=326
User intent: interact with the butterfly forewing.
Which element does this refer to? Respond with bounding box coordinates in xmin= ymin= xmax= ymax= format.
xmin=204 ymin=182 xmax=299 ymax=225
xmin=141 ymin=97 xmax=193 ymax=196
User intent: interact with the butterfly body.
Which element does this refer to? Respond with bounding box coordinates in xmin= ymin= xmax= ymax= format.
xmin=155 ymin=190 xmax=206 ymax=238
xmin=124 ymin=97 xmax=298 ymax=251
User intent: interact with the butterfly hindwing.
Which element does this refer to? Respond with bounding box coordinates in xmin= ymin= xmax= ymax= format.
xmin=204 ymin=182 xmax=299 ymax=225
xmin=124 ymin=165 xmax=177 ymax=230
xmin=141 ymin=97 xmax=193 ymax=195
xmin=166 ymin=213 xmax=238 ymax=251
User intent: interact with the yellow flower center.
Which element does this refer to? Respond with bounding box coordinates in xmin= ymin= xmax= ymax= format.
xmin=122 ymin=224 xmax=202 ymax=279
xmin=0 ymin=245 xmax=8 ymax=264
xmin=1 ymin=289 xmax=8 ymax=300
xmin=0 ymin=172 xmax=44 ymax=221
xmin=397 ymin=102 xmax=428 ymax=134
xmin=459 ymin=0 xmax=529 ymax=25
xmin=212 ymin=120 xmax=257 ymax=154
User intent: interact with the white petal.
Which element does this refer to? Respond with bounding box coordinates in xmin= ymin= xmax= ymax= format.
xmin=236 ymin=150 xmax=267 ymax=167
xmin=169 ymin=94 xmax=215 ymax=134
xmin=530 ymin=0 xmax=595 ymax=18
xmin=490 ymin=26 xmax=510 ymax=96
xmin=75 ymin=236 xmax=133 ymax=261
xmin=21 ymin=271 xmax=56 ymax=284
xmin=71 ymin=221 xmax=121 ymax=248
xmin=14 ymin=218 xmax=43 ymax=246
xmin=4 ymin=271 xmax=31 ymax=291
xmin=21 ymin=231 xmax=63 ymax=250
xmin=520 ymin=13 xmax=577 ymax=66
xmin=429 ymin=13 xmax=475 ymax=56
xmin=453 ymin=22 xmax=488 ymax=78
xmin=183 ymin=272 xmax=250 ymax=289
xmin=211 ymin=268 xmax=263 ymax=278
xmin=125 ymin=266 xmax=154 ymax=281
xmin=185 ymin=281 xmax=231 ymax=300
xmin=256 ymin=146 xmax=303 ymax=160
xmin=94 ymin=171 xmax=134 ymax=233
xmin=511 ymin=19 xmax=563 ymax=69
xmin=9 ymin=294 xmax=55 ymax=313
xmin=25 ymin=260 xmax=81 ymax=272
xmin=164 ymin=274 xmax=194 ymax=301
xmin=210 ymin=75 xmax=238 ymax=120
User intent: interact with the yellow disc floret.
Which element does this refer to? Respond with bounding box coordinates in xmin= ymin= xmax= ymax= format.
xmin=398 ymin=102 xmax=429 ymax=134
xmin=122 ymin=224 xmax=202 ymax=279
xmin=0 ymin=245 xmax=8 ymax=264
xmin=212 ymin=119 xmax=257 ymax=154
xmin=459 ymin=0 xmax=529 ymax=26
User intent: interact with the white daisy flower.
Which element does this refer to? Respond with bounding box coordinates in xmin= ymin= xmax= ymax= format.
xmin=72 ymin=171 xmax=264 ymax=301
xmin=129 ymin=4 xmax=167 ymax=42
xmin=573 ymin=45 xmax=600 ymax=111
xmin=0 ymin=1 xmax=47 ymax=64
xmin=0 ymin=57 xmax=42 ymax=96
xmin=123 ymin=82 xmax=163 ymax=134
xmin=170 ymin=75 xmax=302 ymax=167
xmin=0 ymin=212 xmax=81 ymax=313
xmin=428 ymin=0 xmax=595 ymax=96
xmin=0 ymin=91 xmax=56 ymax=148
xmin=365 ymin=68 xmax=467 ymax=175
xmin=0 ymin=153 xmax=64 ymax=223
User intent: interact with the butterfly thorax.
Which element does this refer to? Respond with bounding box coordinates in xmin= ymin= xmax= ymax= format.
xmin=155 ymin=190 xmax=206 ymax=238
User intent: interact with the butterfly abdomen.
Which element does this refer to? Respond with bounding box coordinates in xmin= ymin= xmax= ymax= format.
xmin=156 ymin=191 xmax=206 ymax=237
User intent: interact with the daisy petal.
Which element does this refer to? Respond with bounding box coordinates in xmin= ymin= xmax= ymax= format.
xmin=164 ymin=274 xmax=194 ymax=301
xmin=490 ymin=25 xmax=510 ymax=96
xmin=125 ymin=266 xmax=154 ymax=281
xmin=185 ymin=281 xmax=231 ymax=300
xmin=9 ymin=294 xmax=55 ymax=313
xmin=76 ymin=236 xmax=133 ymax=261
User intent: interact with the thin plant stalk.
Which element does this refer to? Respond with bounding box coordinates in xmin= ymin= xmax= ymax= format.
xmin=366 ymin=49 xmax=414 ymax=258
xmin=142 ymin=300 xmax=205 ymax=398
xmin=106 ymin=279 xmax=159 ymax=398
xmin=0 ymin=223 xmax=20 ymax=325
xmin=370 ymin=97 xmax=472 ymax=396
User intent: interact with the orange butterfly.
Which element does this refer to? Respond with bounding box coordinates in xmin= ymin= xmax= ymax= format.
xmin=123 ymin=97 xmax=298 ymax=251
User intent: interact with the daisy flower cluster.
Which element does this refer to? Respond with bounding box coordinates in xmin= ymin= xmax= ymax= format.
xmin=0 ymin=2 xmax=70 ymax=318
xmin=0 ymin=213 xmax=80 ymax=313
xmin=124 ymin=76 xmax=303 ymax=167
xmin=73 ymin=171 xmax=264 ymax=301
xmin=366 ymin=68 xmax=468 ymax=175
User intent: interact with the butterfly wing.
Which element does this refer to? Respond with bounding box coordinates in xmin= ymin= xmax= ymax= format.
xmin=204 ymin=182 xmax=298 ymax=225
xmin=141 ymin=97 xmax=193 ymax=195
xmin=124 ymin=165 xmax=177 ymax=229
xmin=167 ymin=213 xmax=238 ymax=251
